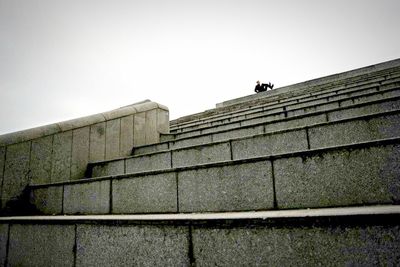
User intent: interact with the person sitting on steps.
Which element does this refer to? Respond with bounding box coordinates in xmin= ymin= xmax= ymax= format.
xmin=255 ymin=80 xmax=274 ymax=93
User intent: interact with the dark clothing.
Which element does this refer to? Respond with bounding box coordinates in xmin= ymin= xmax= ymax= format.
xmin=255 ymin=82 xmax=274 ymax=93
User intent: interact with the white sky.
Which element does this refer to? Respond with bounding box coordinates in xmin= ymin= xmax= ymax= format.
xmin=0 ymin=0 xmax=399 ymax=135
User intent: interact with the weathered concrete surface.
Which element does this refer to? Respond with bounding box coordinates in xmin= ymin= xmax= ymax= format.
xmin=0 ymin=224 xmax=7 ymax=266
xmin=0 ymin=147 xmax=5 ymax=203
xmin=274 ymin=144 xmax=400 ymax=209
xmin=134 ymin=112 xmax=146 ymax=146
xmin=172 ymin=142 xmax=231 ymax=168
xmin=112 ymin=173 xmax=177 ymax=214
xmin=120 ymin=115 xmax=134 ymax=156
xmin=30 ymin=135 xmax=53 ymax=184
xmin=71 ymin=127 xmax=90 ymax=179
xmin=64 ymin=180 xmax=110 ymax=214
xmin=76 ymin=224 xmax=189 ymax=266
xmin=192 ymin=224 xmax=400 ymax=266
xmin=231 ymin=129 xmax=308 ymax=160
xmin=89 ymin=122 xmax=106 ymax=162
xmin=7 ymin=224 xmax=75 ymax=266
xmin=105 ymin=119 xmax=121 ymax=160
xmin=91 ymin=159 xmax=125 ymax=178
xmin=125 ymin=152 xmax=171 ymax=173
xmin=51 ymin=131 xmax=72 ymax=183
xmin=1 ymin=142 xmax=31 ymax=208
xmin=178 ymin=161 xmax=274 ymax=212
xmin=30 ymin=186 xmax=63 ymax=215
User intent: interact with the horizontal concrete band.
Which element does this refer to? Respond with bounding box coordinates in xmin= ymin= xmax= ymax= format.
xmin=172 ymin=76 xmax=398 ymax=130
xmin=0 ymin=100 xmax=168 ymax=146
xmin=1 ymin=205 xmax=399 ymax=222
xmin=217 ymin=58 xmax=400 ymax=108
xmin=90 ymin=109 xmax=400 ymax=178
xmin=172 ymin=86 xmax=400 ymax=136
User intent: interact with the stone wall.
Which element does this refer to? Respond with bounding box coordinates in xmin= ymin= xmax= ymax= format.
xmin=0 ymin=100 xmax=169 ymax=209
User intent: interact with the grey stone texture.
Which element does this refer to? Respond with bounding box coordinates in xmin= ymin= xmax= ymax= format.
xmin=125 ymin=152 xmax=171 ymax=173
xmin=7 ymin=224 xmax=75 ymax=267
xmin=178 ymin=161 xmax=274 ymax=212
xmin=0 ymin=147 xmax=5 ymax=203
xmin=264 ymin=114 xmax=327 ymax=134
xmin=134 ymin=112 xmax=146 ymax=146
xmin=192 ymin=224 xmax=400 ymax=266
xmin=212 ymin=125 xmax=264 ymax=142
xmin=1 ymin=141 xmax=31 ymax=208
xmin=112 ymin=172 xmax=177 ymax=213
xmin=51 ymin=131 xmax=72 ymax=183
xmin=89 ymin=122 xmax=106 ymax=162
xmin=172 ymin=142 xmax=231 ymax=168
xmin=309 ymin=113 xmax=400 ymax=149
xmin=145 ymin=109 xmax=159 ymax=144
xmin=172 ymin=135 xmax=213 ymax=149
xmin=30 ymin=186 xmax=63 ymax=214
xmin=76 ymin=224 xmax=189 ymax=267
xmin=0 ymin=224 xmax=7 ymax=266
xmin=30 ymin=135 xmax=53 ymax=184
xmin=133 ymin=142 xmax=169 ymax=156
xmin=71 ymin=127 xmax=90 ymax=179
xmin=105 ymin=119 xmax=121 ymax=160
xmin=64 ymin=180 xmax=110 ymax=214
xmin=91 ymin=159 xmax=125 ymax=178
xmin=120 ymin=115 xmax=134 ymax=156
xmin=274 ymin=144 xmax=400 ymax=209
xmin=232 ymin=129 xmax=308 ymax=160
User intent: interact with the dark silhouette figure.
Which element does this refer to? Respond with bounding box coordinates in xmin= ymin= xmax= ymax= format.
xmin=255 ymin=80 xmax=274 ymax=93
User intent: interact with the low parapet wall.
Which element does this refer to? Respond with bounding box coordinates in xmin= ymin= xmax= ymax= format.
xmin=0 ymin=100 xmax=169 ymax=209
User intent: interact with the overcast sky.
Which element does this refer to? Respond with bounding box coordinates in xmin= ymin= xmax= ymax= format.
xmin=0 ymin=0 xmax=399 ymax=135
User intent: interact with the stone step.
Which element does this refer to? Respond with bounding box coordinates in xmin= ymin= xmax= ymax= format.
xmin=28 ymin=137 xmax=400 ymax=215
xmin=89 ymin=110 xmax=400 ymax=178
xmin=171 ymin=68 xmax=400 ymax=129
xmin=139 ymin=94 xmax=400 ymax=156
xmin=171 ymin=79 xmax=400 ymax=135
xmin=1 ymin=205 xmax=399 ymax=266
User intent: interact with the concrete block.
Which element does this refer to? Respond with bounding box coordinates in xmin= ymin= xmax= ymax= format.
xmin=213 ymin=125 xmax=264 ymax=142
xmin=192 ymin=225 xmax=400 ymax=266
xmin=91 ymin=159 xmax=125 ymax=178
xmin=51 ymin=131 xmax=72 ymax=183
xmin=125 ymin=152 xmax=171 ymax=173
xmin=0 ymin=147 xmax=5 ymax=202
xmin=133 ymin=143 xmax=169 ymax=156
xmin=309 ymin=113 xmax=400 ymax=149
xmin=71 ymin=127 xmax=90 ymax=179
xmin=0 ymin=224 xmax=8 ymax=266
xmin=2 ymin=141 xmax=31 ymax=208
xmin=274 ymin=144 xmax=400 ymax=209
xmin=120 ymin=115 xmax=134 ymax=156
xmin=265 ymin=114 xmax=326 ymax=134
xmin=173 ymin=142 xmax=231 ymax=168
xmin=58 ymin=113 xmax=105 ymax=132
xmin=105 ymin=119 xmax=121 ymax=160
xmin=30 ymin=136 xmax=53 ymax=185
xmin=202 ymin=122 xmax=241 ymax=135
xmin=328 ymin=98 xmax=400 ymax=121
xmin=30 ymin=186 xmax=63 ymax=214
xmin=112 ymin=172 xmax=177 ymax=213
xmin=76 ymin=224 xmax=189 ymax=266
xmin=177 ymin=130 xmax=201 ymax=139
xmin=157 ymin=109 xmax=169 ymax=134
xmin=89 ymin=122 xmax=106 ymax=162
xmin=287 ymin=98 xmax=327 ymax=110
xmin=134 ymin=112 xmax=146 ymax=146
xmin=171 ymin=135 xmax=213 ymax=150
xmin=8 ymin=224 xmax=75 ymax=267
xmin=64 ymin=180 xmax=110 ymax=214
xmin=178 ymin=161 xmax=274 ymax=212
xmin=232 ymin=129 xmax=308 ymax=160
xmin=145 ymin=109 xmax=159 ymax=144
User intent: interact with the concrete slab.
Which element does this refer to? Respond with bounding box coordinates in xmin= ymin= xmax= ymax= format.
xmin=51 ymin=131 xmax=72 ymax=183
xmin=0 ymin=147 xmax=5 ymax=203
xmin=172 ymin=142 xmax=231 ymax=168
xmin=76 ymin=224 xmax=189 ymax=266
xmin=134 ymin=112 xmax=146 ymax=146
xmin=112 ymin=172 xmax=177 ymax=214
xmin=2 ymin=141 xmax=31 ymax=208
xmin=89 ymin=122 xmax=106 ymax=162
xmin=192 ymin=224 xmax=400 ymax=266
xmin=171 ymin=135 xmax=213 ymax=150
xmin=274 ymin=144 xmax=400 ymax=209
xmin=264 ymin=114 xmax=326 ymax=134
xmin=64 ymin=180 xmax=110 ymax=214
xmin=213 ymin=125 xmax=264 ymax=142
xmin=71 ymin=127 xmax=90 ymax=179
xmin=120 ymin=115 xmax=134 ymax=156
xmin=133 ymin=143 xmax=169 ymax=155
xmin=125 ymin=152 xmax=171 ymax=173
xmin=145 ymin=109 xmax=159 ymax=144
xmin=105 ymin=119 xmax=121 ymax=160
xmin=30 ymin=186 xmax=63 ymax=215
xmin=30 ymin=136 xmax=53 ymax=184
xmin=232 ymin=129 xmax=308 ymax=160
xmin=7 ymin=224 xmax=75 ymax=266
xmin=178 ymin=161 xmax=274 ymax=212
xmin=0 ymin=224 xmax=7 ymax=266
xmin=92 ymin=159 xmax=125 ymax=178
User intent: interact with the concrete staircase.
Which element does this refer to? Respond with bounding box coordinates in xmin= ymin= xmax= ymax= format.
xmin=1 ymin=59 xmax=400 ymax=266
